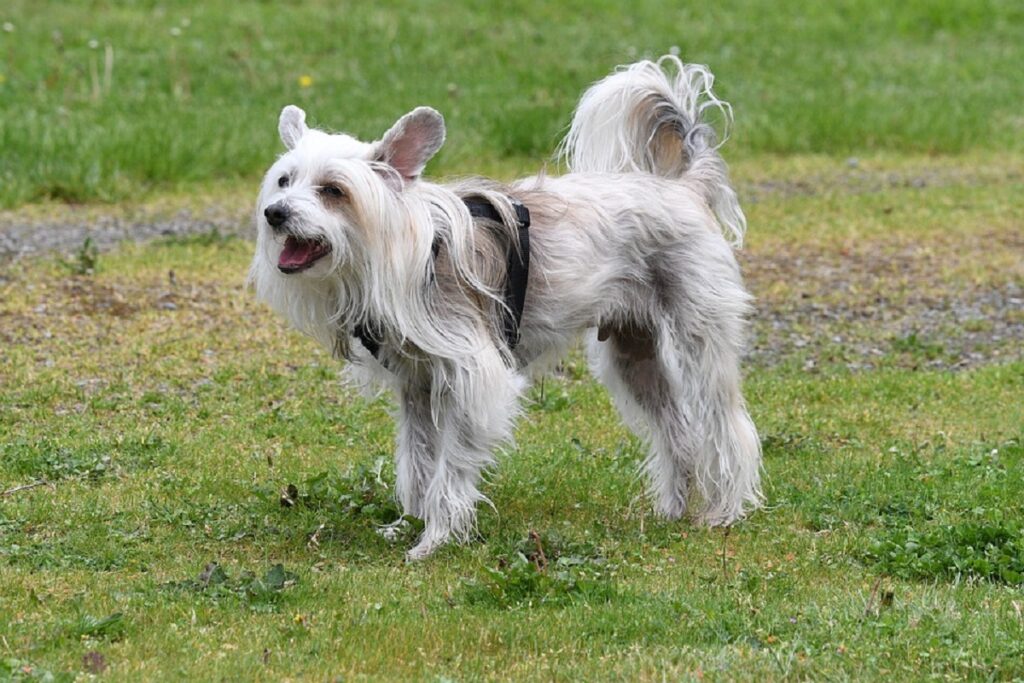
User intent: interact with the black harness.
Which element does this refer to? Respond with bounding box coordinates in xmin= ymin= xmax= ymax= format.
xmin=354 ymin=197 xmax=531 ymax=359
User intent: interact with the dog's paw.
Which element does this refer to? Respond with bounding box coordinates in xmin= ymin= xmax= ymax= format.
xmin=375 ymin=518 xmax=411 ymax=543
xmin=405 ymin=534 xmax=447 ymax=562
xmin=654 ymin=494 xmax=688 ymax=521
xmin=405 ymin=544 xmax=435 ymax=562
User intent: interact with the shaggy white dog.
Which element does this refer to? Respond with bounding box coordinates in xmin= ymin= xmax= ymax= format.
xmin=250 ymin=56 xmax=762 ymax=559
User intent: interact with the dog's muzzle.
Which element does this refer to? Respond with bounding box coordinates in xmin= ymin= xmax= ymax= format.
xmin=263 ymin=202 xmax=332 ymax=273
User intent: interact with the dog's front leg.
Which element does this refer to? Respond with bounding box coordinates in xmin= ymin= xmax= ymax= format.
xmin=394 ymin=382 xmax=437 ymax=520
xmin=406 ymin=352 xmax=523 ymax=561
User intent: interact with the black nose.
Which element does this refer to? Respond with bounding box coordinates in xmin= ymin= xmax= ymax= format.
xmin=264 ymin=202 xmax=291 ymax=229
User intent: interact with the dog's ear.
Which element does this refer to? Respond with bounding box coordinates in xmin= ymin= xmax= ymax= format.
xmin=375 ymin=107 xmax=446 ymax=183
xmin=279 ymin=105 xmax=309 ymax=150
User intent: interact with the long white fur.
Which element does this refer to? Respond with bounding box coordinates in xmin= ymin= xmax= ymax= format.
xmin=250 ymin=57 xmax=763 ymax=559
xmin=559 ymin=55 xmax=747 ymax=248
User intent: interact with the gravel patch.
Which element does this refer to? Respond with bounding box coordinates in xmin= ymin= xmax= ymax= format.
xmin=743 ymin=231 xmax=1024 ymax=371
xmin=747 ymin=283 xmax=1023 ymax=371
xmin=0 ymin=206 xmax=252 ymax=260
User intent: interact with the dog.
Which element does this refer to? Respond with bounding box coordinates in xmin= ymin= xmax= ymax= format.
xmin=250 ymin=56 xmax=762 ymax=559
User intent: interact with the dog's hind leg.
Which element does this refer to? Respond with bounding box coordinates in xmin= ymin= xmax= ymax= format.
xmin=589 ymin=270 xmax=762 ymax=526
xmin=651 ymin=248 xmax=763 ymax=526
xmin=406 ymin=348 xmax=524 ymax=560
xmin=588 ymin=322 xmax=696 ymax=520
xmin=661 ymin=321 xmax=762 ymax=526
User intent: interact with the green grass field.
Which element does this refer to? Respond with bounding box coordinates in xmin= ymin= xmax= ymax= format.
xmin=2 ymin=1 xmax=1024 ymax=681
xmin=2 ymin=159 xmax=1022 ymax=680
xmin=1 ymin=0 xmax=1023 ymax=206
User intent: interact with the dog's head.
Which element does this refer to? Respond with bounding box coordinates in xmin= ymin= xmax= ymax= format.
xmin=254 ymin=105 xmax=446 ymax=277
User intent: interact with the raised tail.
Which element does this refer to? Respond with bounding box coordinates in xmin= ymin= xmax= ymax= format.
xmin=558 ymin=55 xmax=746 ymax=247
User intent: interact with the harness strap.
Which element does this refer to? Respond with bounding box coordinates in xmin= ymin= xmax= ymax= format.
xmin=354 ymin=322 xmax=381 ymax=358
xmin=354 ymin=197 xmax=531 ymax=359
xmin=463 ymin=198 xmax=531 ymax=350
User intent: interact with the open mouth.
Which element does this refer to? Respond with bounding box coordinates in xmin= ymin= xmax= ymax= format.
xmin=278 ymin=236 xmax=331 ymax=274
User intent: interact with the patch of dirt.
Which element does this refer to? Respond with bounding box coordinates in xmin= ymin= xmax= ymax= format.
xmin=748 ymin=283 xmax=1023 ymax=371
xmin=743 ymin=230 xmax=1024 ymax=371
xmin=0 ymin=271 xmax=237 ymax=350
xmin=61 ymin=279 xmax=142 ymax=318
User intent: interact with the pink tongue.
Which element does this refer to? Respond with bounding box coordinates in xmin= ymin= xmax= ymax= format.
xmin=279 ymin=237 xmax=318 ymax=268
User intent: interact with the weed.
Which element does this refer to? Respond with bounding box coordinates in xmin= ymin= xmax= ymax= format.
xmin=2 ymin=441 xmax=111 ymax=482
xmin=891 ymin=332 xmax=946 ymax=363
xmin=461 ymin=530 xmax=616 ymax=608
xmin=163 ymin=562 xmax=299 ymax=611
xmin=62 ymin=612 xmax=126 ymax=641
xmin=867 ymin=523 xmax=1024 ymax=585
xmin=529 ymin=378 xmax=574 ymax=412
xmin=1 ymin=435 xmax=172 ymax=483
xmin=60 ymin=237 xmax=99 ymax=275
xmin=296 ymin=457 xmax=404 ymax=527
xmin=0 ymin=659 xmax=72 ymax=682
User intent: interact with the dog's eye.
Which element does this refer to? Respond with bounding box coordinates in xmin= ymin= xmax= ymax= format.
xmin=319 ymin=184 xmax=344 ymax=199
xmin=278 ymin=175 xmax=289 ymax=188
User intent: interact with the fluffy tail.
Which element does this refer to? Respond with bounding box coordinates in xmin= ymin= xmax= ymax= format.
xmin=559 ymin=55 xmax=746 ymax=247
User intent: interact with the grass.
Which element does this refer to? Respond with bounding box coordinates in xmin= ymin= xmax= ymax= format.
xmin=2 ymin=0 xmax=1024 ymax=679
xmin=2 ymin=160 xmax=1023 ymax=680
xmin=2 ymin=0 xmax=1024 ymax=206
